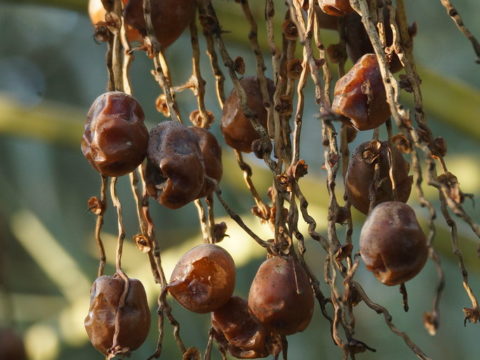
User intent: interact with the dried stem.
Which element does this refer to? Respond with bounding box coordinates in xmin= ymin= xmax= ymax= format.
xmin=439 ymin=0 xmax=480 ymax=63
xmin=352 ymin=281 xmax=432 ymax=360
xmin=93 ymin=175 xmax=108 ymax=277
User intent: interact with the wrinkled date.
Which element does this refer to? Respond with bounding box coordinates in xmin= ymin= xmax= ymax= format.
xmin=332 ymin=54 xmax=390 ymax=131
xmin=168 ymin=244 xmax=236 ymax=313
xmin=212 ymin=296 xmax=274 ymax=359
xmin=221 ymin=77 xmax=274 ymax=153
xmin=346 ymin=140 xmax=413 ymax=214
xmin=248 ymin=256 xmax=314 ymax=335
xmin=360 ymin=202 xmax=428 ymax=286
xmin=81 ymin=91 xmax=148 ymax=177
xmin=145 ymin=121 xmax=205 ymax=209
xmin=84 ymin=274 xmax=150 ymax=356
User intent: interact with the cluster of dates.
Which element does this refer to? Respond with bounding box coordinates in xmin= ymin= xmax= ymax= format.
xmin=81 ymin=0 xmax=430 ymax=358
xmin=81 ymin=91 xmax=222 ymax=209
xmin=168 ymin=244 xmax=314 ymax=358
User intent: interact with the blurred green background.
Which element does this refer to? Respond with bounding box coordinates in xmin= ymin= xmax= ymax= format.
xmin=0 ymin=0 xmax=479 ymax=359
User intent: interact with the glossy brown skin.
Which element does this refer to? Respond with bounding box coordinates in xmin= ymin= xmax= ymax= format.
xmin=360 ymin=202 xmax=428 ymax=286
xmin=0 ymin=329 xmax=27 ymax=360
xmin=212 ymin=296 xmax=270 ymax=359
xmin=88 ymin=0 xmax=142 ymax=42
xmin=124 ymin=0 xmax=196 ymax=49
xmin=248 ymin=256 xmax=314 ymax=335
xmin=318 ymin=0 xmax=354 ymax=16
xmin=344 ymin=13 xmax=403 ymax=73
xmin=168 ymin=244 xmax=236 ymax=313
xmin=145 ymin=121 xmax=205 ymax=209
xmin=84 ymin=275 xmax=150 ymax=355
xmin=189 ymin=127 xmax=223 ymax=198
xmin=82 ymin=91 xmax=149 ymax=177
xmin=346 ymin=140 xmax=413 ymax=214
xmin=332 ymin=54 xmax=391 ymax=131
xmin=221 ymin=77 xmax=274 ymax=153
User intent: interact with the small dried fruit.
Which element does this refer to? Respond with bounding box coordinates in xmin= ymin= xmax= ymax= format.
xmin=318 ymin=0 xmax=354 ymax=16
xmin=359 ymin=201 xmax=428 ymax=286
xmin=221 ymin=77 xmax=274 ymax=153
xmin=189 ymin=126 xmax=223 ymax=197
xmin=212 ymin=296 xmax=271 ymax=359
xmin=124 ymin=0 xmax=196 ymax=49
xmin=332 ymin=54 xmax=390 ymax=131
xmin=145 ymin=121 xmax=205 ymax=209
xmin=84 ymin=274 xmax=150 ymax=356
xmin=168 ymin=244 xmax=236 ymax=313
xmin=346 ymin=140 xmax=413 ymax=214
xmin=81 ymin=91 xmax=149 ymax=177
xmin=0 ymin=328 xmax=27 ymax=360
xmin=248 ymin=256 xmax=314 ymax=335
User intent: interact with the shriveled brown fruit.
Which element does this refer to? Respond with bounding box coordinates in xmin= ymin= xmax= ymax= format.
xmin=332 ymin=54 xmax=391 ymax=131
xmin=221 ymin=77 xmax=274 ymax=153
xmin=81 ymin=91 xmax=149 ymax=177
xmin=360 ymin=201 xmax=428 ymax=286
xmin=168 ymin=244 xmax=236 ymax=313
xmin=145 ymin=121 xmax=205 ymax=209
xmin=346 ymin=140 xmax=413 ymax=214
xmin=318 ymin=0 xmax=353 ymax=16
xmin=344 ymin=13 xmax=404 ymax=73
xmin=212 ymin=296 xmax=271 ymax=359
xmin=88 ymin=0 xmax=142 ymax=42
xmin=124 ymin=0 xmax=196 ymax=49
xmin=189 ymin=127 xmax=223 ymax=197
xmin=0 ymin=328 xmax=27 ymax=360
xmin=84 ymin=274 xmax=150 ymax=356
xmin=248 ymin=256 xmax=314 ymax=335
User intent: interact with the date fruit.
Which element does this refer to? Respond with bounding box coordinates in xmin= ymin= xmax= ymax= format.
xmin=221 ymin=77 xmax=274 ymax=153
xmin=212 ymin=296 xmax=271 ymax=359
xmin=248 ymin=256 xmax=314 ymax=335
xmin=360 ymin=201 xmax=428 ymax=286
xmin=145 ymin=121 xmax=205 ymax=209
xmin=332 ymin=54 xmax=390 ymax=131
xmin=84 ymin=274 xmax=150 ymax=356
xmin=168 ymin=244 xmax=236 ymax=313
xmin=82 ymin=91 xmax=149 ymax=177
xmin=346 ymin=140 xmax=413 ymax=214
